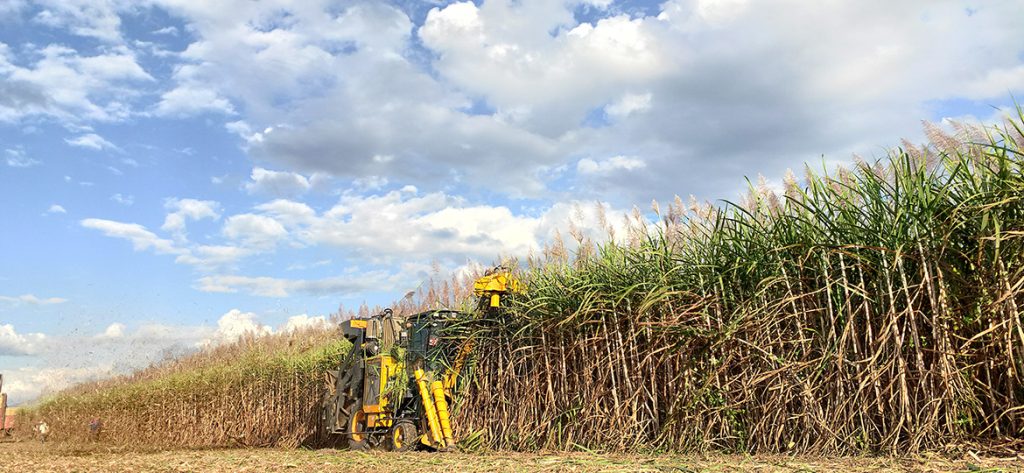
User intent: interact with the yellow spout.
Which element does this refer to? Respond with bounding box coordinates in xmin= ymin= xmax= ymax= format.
xmin=415 ymin=369 xmax=444 ymax=448
xmin=431 ymin=380 xmax=455 ymax=446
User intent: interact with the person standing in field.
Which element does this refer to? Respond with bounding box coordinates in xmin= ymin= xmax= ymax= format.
xmin=88 ymin=418 xmax=102 ymax=441
xmin=35 ymin=420 xmax=49 ymax=443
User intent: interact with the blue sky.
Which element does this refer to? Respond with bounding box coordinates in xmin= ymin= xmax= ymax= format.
xmin=2 ymin=0 xmax=1023 ymax=404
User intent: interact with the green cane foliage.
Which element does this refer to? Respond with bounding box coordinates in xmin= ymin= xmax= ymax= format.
xmin=455 ymin=111 xmax=1024 ymax=455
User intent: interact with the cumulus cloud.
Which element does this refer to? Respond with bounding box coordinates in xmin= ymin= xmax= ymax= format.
xmin=419 ymin=2 xmax=669 ymax=137
xmin=129 ymin=0 xmax=1023 ymax=205
xmin=153 ymin=74 xmax=235 ymax=117
xmin=0 ymin=324 xmax=47 ymax=356
xmin=253 ymin=199 xmax=316 ymax=228
xmin=244 ymin=167 xmax=311 ymax=197
xmin=4 ymin=1 xmax=1024 ymax=205
xmin=200 ymin=309 xmax=272 ymax=346
xmin=65 ymin=133 xmax=119 ymax=151
xmin=280 ymin=314 xmax=333 ymax=332
xmin=199 ymin=310 xmax=333 ymax=346
xmin=88 ymin=184 xmax=635 ymax=298
xmin=222 ymin=214 xmax=288 ymax=250
xmin=0 ymin=43 xmax=152 ymax=124
xmin=161 ymin=198 xmax=221 ymax=242
xmin=30 ymin=0 xmax=127 ymax=43
xmin=97 ymin=322 xmax=126 ymax=339
xmin=46 ymin=204 xmax=67 ymax=214
xmin=183 ymin=189 xmax=635 ymax=294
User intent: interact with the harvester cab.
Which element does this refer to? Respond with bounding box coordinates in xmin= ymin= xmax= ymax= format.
xmin=323 ymin=266 xmax=519 ymax=451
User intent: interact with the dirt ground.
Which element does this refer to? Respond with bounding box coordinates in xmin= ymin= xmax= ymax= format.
xmin=0 ymin=440 xmax=1021 ymax=472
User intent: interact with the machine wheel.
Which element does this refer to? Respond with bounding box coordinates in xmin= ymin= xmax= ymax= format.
xmin=389 ymin=421 xmax=418 ymax=452
xmin=347 ymin=409 xmax=368 ymax=450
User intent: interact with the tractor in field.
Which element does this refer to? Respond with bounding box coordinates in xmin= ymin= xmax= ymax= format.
xmin=321 ymin=266 xmax=519 ymax=451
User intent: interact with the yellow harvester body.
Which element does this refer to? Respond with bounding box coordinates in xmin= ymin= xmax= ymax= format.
xmin=323 ymin=266 xmax=520 ymax=451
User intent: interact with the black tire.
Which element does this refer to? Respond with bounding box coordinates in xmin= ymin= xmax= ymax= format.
xmin=389 ymin=421 xmax=418 ymax=452
xmin=347 ymin=409 xmax=368 ymax=450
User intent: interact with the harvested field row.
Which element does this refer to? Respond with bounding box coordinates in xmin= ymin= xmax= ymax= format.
xmin=2 ymin=441 xmax=1020 ymax=473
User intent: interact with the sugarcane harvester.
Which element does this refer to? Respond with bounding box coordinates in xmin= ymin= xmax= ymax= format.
xmin=322 ymin=267 xmax=519 ymax=451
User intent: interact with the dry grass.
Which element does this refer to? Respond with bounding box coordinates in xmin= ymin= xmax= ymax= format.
xmin=15 ymin=328 xmax=349 ymax=448
xmin=2 ymin=441 xmax=1020 ymax=472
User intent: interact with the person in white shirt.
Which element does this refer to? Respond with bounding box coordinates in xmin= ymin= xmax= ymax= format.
xmin=35 ymin=421 xmax=49 ymax=443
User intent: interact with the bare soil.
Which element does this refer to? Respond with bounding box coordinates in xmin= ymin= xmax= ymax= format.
xmin=0 ymin=440 xmax=1021 ymax=472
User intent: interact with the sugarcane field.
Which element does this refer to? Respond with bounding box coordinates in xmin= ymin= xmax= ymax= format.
xmin=3 ymin=1 xmax=1024 ymax=472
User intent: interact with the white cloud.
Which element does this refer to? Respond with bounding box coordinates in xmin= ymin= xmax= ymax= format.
xmin=141 ymin=0 xmax=1021 ymax=205
xmin=0 ymin=43 xmax=152 ymax=124
xmin=110 ymin=193 xmax=134 ymax=206
xmin=420 ymin=2 xmax=668 ymax=136
xmin=5 ymin=147 xmax=40 ymax=167
xmin=0 ymin=324 xmax=46 ymax=356
xmin=253 ymin=199 xmax=316 ymax=228
xmin=81 ymin=218 xmax=183 ymax=255
xmin=222 ymin=213 xmax=288 ymax=250
xmin=659 ymin=0 xmax=750 ymax=29
xmin=200 ymin=309 xmax=272 ymax=347
xmin=281 ymin=314 xmax=332 ymax=332
xmin=354 ymin=175 xmax=389 ymax=192
xmin=47 ymin=204 xmax=67 ymax=214
xmin=65 ymin=133 xmax=119 ymax=151
xmin=85 ymin=185 xmax=634 ymax=295
xmin=153 ymin=77 xmax=236 ymax=117
xmin=0 ymin=294 xmax=68 ymax=305
xmin=244 ymin=167 xmax=311 ymax=197
xmin=286 ymin=259 xmax=332 ymax=271
xmin=964 ymin=64 xmax=1024 ymax=99
xmin=577 ymin=155 xmax=646 ymax=175
xmin=161 ymin=198 xmax=221 ymax=242
xmin=243 ymin=188 xmax=633 ymax=268
xmin=152 ymin=25 xmax=179 ymax=36
xmin=605 ymin=92 xmax=652 ymax=118
xmin=84 ymin=201 xmax=257 ymax=272
xmin=31 ymin=0 xmax=127 ymax=43
xmin=0 ymin=0 xmax=27 ymax=16
xmin=198 ymin=310 xmax=332 ymax=347
xmin=98 ymin=322 xmax=125 ymax=339
xmin=173 ymin=245 xmax=251 ymax=271
xmin=196 ymin=273 xmax=382 ymax=298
